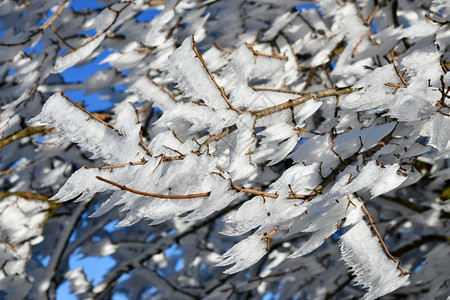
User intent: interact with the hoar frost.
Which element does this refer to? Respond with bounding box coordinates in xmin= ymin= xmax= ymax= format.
xmin=1 ymin=1 xmax=449 ymax=299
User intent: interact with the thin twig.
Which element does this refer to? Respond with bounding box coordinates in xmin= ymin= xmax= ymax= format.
xmin=229 ymin=179 xmax=306 ymax=200
xmin=41 ymin=1 xmax=68 ymax=30
xmin=61 ymin=2 xmax=132 ymax=58
xmin=172 ymin=130 xmax=184 ymax=143
xmin=360 ymin=201 xmax=409 ymax=276
xmin=191 ymin=36 xmax=242 ymax=113
xmin=131 ymin=102 xmax=154 ymax=156
xmin=280 ymin=32 xmax=302 ymax=72
xmin=96 ymin=176 xmax=211 ymax=199
xmin=261 ymin=228 xmax=278 ymax=252
xmin=60 ymin=92 xmax=118 ymax=131
xmin=248 ymin=79 xmax=307 ymax=95
xmin=213 ymin=42 xmax=236 ymax=54
xmin=303 ymin=66 xmax=318 ymax=91
xmin=249 ymin=87 xmax=360 ymax=119
xmin=146 ymin=75 xmax=178 ymax=103
xmin=391 ymin=50 xmax=408 ymax=86
xmin=0 ymin=126 xmax=53 ymax=150
xmin=302 ymin=124 xmax=396 ymax=203
xmin=44 ymin=19 xmax=75 ymax=49
xmin=149 ymin=0 xmax=167 ymax=5
xmin=245 ymin=43 xmax=288 ymax=60
xmin=425 ymin=14 xmax=450 ymax=25
xmin=351 ymin=34 xmax=366 ymax=58
xmin=84 ymin=160 xmax=146 ymax=170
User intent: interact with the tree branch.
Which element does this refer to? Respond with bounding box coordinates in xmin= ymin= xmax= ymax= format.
xmin=191 ymin=36 xmax=242 ymax=113
xmin=249 ymin=87 xmax=361 ymax=119
xmin=41 ymin=1 xmax=68 ymax=30
xmin=0 ymin=126 xmax=52 ymax=150
xmin=96 ymin=176 xmax=211 ymax=199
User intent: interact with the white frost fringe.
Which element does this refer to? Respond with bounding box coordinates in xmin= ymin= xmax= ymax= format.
xmin=339 ymin=218 xmax=409 ymax=300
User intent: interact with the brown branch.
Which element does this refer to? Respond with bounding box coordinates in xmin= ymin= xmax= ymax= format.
xmin=245 ymin=43 xmax=288 ymax=60
xmin=229 ymin=181 xmax=278 ymax=199
xmin=191 ymin=36 xmax=242 ymax=113
xmin=42 ymin=1 xmax=68 ymax=30
xmin=351 ymin=34 xmax=366 ymax=58
xmin=61 ymin=2 xmax=132 ymax=58
xmin=389 ymin=50 xmax=408 ymax=86
xmin=197 ymin=124 xmax=238 ymax=152
xmin=43 ymin=16 xmax=75 ymax=49
xmin=146 ymin=75 xmax=178 ymax=103
xmin=172 ymin=130 xmax=184 ymax=143
xmin=149 ymin=0 xmax=167 ymax=5
xmin=322 ymin=64 xmax=334 ymax=87
xmin=366 ymin=3 xmax=380 ymax=25
xmin=0 ymin=126 xmax=53 ymax=150
xmin=330 ymin=133 xmax=343 ymax=162
xmin=385 ymin=51 xmax=408 ymax=94
xmin=164 ymin=145 xmax=184 ymax=156
xmin=213 ymin=42 xmax=236 ymax=54
xmin=249 ymin=87 xmax=360 ymax=119
xmin=0 ymin=191 xmax=49 ymax=202
xmin=229 ymin=179 xmax=306 ymax=200
xmin=60 ymin=92 xmax=118 ymax=131
xmin=437 ymin=109 xmax=450 ymax=116
xmin=96 ymin=176 xmax=211 ymax=199
xmin=425 ymin=14 xmax=450 ymax=25
xmin=0 ymin=165 xmax=25 ymax=177
xmin=281 ymin=32 xmax=303 ymax=72
xmin=248 ymin=79 xmax=307 ymax=95
xmin=261 ymin=228 xmax=278 ymax=252
xmin=360 ymin=202 xmax=409 ymax=276
xmin=84 ymin=160 xmax=146 ymax=171
xmin=293 ymin=127 xmax=324 ymax=136
xmin=351 ymin=1 xmax=379 ymax=26
xmin=302 ymin=66 xmax=318 ymax=91
xmin=131 ymin=103 xmax=154 ymax=156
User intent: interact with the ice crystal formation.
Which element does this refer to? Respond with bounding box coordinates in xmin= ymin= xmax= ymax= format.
xmin=0 ymin=0 xmax=449 ymax=299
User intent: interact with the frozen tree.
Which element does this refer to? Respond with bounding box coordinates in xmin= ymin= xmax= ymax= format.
xmin=0 ymin=0 xmax=449 ymax=299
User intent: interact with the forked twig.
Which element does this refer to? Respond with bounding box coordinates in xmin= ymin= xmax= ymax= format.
xmin=61 ymin=2 xmax=132 ymax=58
xmin=245 ymin=43 xmax=288 ymax=60
xmin=385 ymin=50 xmax=408 ymax=94
xmin=261 ymin=228 xmax=278 ymax=252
